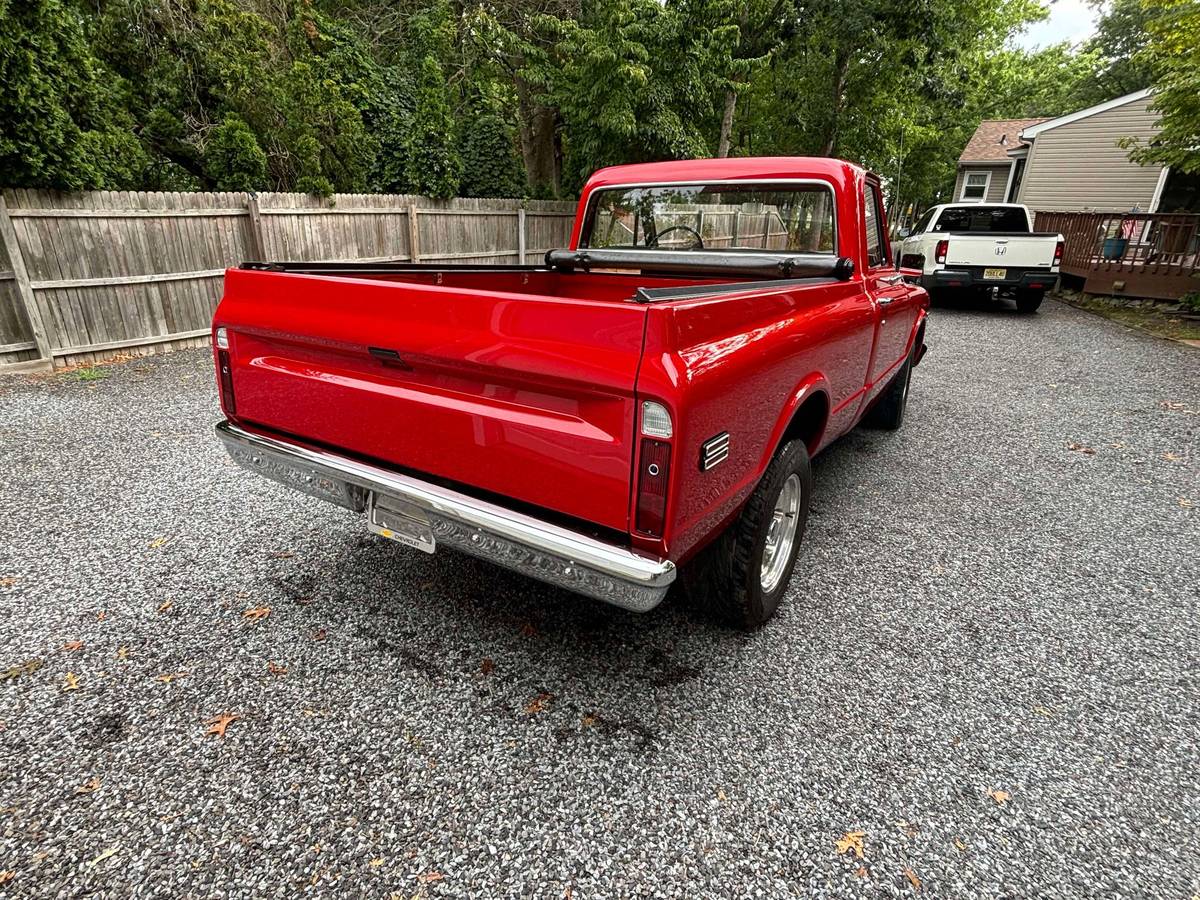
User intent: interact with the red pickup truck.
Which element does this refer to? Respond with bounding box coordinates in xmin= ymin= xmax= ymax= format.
xmin=213 ymin=157 xmax=928 ymax=627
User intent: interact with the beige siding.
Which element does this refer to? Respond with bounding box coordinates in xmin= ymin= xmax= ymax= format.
xmin=1016 ymin=95 xmax=1164 ymax=212
xmin=953 ymin=164 xmax=1011 ymax=203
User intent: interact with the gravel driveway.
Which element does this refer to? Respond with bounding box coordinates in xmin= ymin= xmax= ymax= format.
xmin=1 ymin=298 xmax=1197 ymax=898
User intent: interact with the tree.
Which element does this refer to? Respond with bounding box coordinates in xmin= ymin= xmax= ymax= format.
xmin=405 ymin=56 xmax=463 ymax=198
xmin=1124 ymin=0 xmax=1200 ymax=174
xmin=0 ymin=0 xmax=146 ymax=189
xmin=459 ymin=112 xmax=526 ymax=197
xmin=203 ymin=114 xmax=268 ymax=190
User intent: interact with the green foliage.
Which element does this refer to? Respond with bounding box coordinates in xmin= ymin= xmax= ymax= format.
xmin=1180 ymin=292 xmax=1200 ymax=314
xmin=1125 ymin=0 xmax=1200 ymax=174
xmin=459 ymin=113 xmax=526 ymax=197
xmin=0 ymin=0 xmax=145 ymax=189
xmin=0 ymin=0 xmax=1164 ymax=205
xmin=203 ymin=115 xmax=267 ymax=190
xmin=404 ymin=56 xmax=463 ymax=199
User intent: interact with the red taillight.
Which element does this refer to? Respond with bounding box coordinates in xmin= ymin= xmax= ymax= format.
xmin=218 ymin=349 xmax=236 ymax=414
xmin=935 ymin=240 xmax=949 ymax=265
xmin=635 ymin=438 xmax=671 ymax=537
xmin=1054 ymin=240 xmax=1064 ymax=264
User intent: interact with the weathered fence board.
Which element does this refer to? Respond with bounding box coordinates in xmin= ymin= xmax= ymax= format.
xmin=0 ymin=191 xmax=576 ymax=370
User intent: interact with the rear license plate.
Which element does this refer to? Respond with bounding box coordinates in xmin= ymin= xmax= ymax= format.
xmin=367 ymin=493 xmax=436 ymax=554
xmin=983 ymin=267 xmax=1007 ymax=280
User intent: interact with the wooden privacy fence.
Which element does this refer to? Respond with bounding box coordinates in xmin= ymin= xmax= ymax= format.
xmin=0 ymin=190 xmax=578 ymax=373
xmin=1034 ymin=210 xmax=1200 ymax=301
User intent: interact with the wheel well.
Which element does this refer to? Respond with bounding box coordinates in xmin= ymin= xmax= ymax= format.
xmin=782 ymin=391 xmax=829 ymax=456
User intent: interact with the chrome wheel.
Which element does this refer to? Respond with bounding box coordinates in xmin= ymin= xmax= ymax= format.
xmin=760 ymin=473 xmax=802 ymax=593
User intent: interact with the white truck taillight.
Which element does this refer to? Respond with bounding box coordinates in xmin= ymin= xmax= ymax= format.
xmin=935 ymin=240 xmax=949 ymax=265
xmin=1054 ymin=240 xmax=1064 ymax=265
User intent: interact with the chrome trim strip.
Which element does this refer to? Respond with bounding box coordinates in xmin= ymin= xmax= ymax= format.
xmin=216 ymin=421 xmax=675 ymax=612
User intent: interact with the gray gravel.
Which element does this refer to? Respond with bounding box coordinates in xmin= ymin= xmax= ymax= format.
xmin=1 ymin=297 xmax=1197 ymax=899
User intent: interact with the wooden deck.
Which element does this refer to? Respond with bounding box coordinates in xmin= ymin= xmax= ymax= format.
xmin=1035 ymin=211 xmax=1200 ymax=300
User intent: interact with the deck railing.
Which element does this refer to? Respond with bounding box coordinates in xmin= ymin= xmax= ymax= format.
xmin=1034 ymin=210 xmax=1200 ymax=300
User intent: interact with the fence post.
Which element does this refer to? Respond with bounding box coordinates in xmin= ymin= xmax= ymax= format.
xmin=408 ymin=204 xmax=421 ymax=263
xmin=517 ymin=208 xmax=527 ymax=264
xmin=0 ymin=196 xmax=54 ymax=368
xmin=245 ymin=192 xmax=266 ymax=261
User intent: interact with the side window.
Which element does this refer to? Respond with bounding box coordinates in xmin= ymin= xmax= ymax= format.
xmin=863 ymin=183 xmax=888 ymax=268
xmin=911 ymin=208 xmax=935 ymax=235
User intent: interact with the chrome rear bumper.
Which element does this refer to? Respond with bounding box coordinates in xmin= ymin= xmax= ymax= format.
xmin=215 ymin=421 xmax=674 ymax=612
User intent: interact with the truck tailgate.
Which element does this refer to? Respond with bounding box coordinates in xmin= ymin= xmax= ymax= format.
xmin=944 ymin=234 xmax=1058 ymax=269
xmin=215 ymin=268 xmax=647 ymax=532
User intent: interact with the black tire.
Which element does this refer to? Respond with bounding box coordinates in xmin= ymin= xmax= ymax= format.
xmin=864 ymin=352 xmax=912 ymax=430
xmin=682 ymin=439 xmax=812 ymax=628
xmin=1015 ymin=288 xmax=1044 ymax=313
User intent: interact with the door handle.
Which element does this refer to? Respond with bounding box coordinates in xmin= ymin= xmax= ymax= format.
xmin=880 ymin=274 xmax=904 ymax=285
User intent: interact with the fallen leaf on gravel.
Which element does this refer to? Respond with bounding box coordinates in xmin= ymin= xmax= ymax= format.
xmin=480 ymin=658 xmax=494 ymax=676
xmin=62 ymin=641 xmax=84 ymax=652
xmin=148 ymin=536 xmax=170 ymax=549
xmin=311 ymin=628 xmax=327 ymax=641
xmin=369 ymin=858 xmax=384 ymax=868
xmin=524 ymin=692 xmax=552 ymax=715
xmin=96 ymin=611 xmax=107 ymax=621
xmin=268 ymin=550 xmax=295 ymax=559
xmin=75 ymin=777 xmax=101 ymax=795
xmin=87 ymin=847 xmax=119 ymax=868
xmin=417 ymin=872 xmax=444 ymax=884
xmin=988 ymin=789 xmax=1010 ymax=805
xmin=204 ymin=713 xmax=240 ymax=738
xmin=63 ymin=672 xmax=80 ymax=692
xmin=1 ymin=659 xmax=42 ymax=680
xmin=1162 ymin=451 xmax=1183 ymax=462
xmin=0 ymin=871 xmax=13 ymax=885
xmin=519 ymin=623 xmax=538 ymax=637
xmin=1033 ymin=705 xmax=1054 ymax=716
xmin=954 ymin=838 xmax=968 ymax=851
xmin=835 ymin=831 xmax=865 ymax=859
xmin=267 ymin=662 xmax=287 ymax=676
xmin=1180 ymin=497 xmax=1194 ymax=508
xmin=581 ymin=713 xmax=597 ymax=728
xmin=243 ymin=606 xmax=271 ymax=622
xmin=116 ymin=647 xmax=129 ymax=661
xmin=0 ymin=577 xmax=17 ymax=588
xmin=157 ymin=600 xmax=173 ymax=613
xmin=1067 ymin=443 xmax=1095 ymax=455
xmin=855 ymin=866 xmax=867 ymax=878
xmin=155 ymin=672 xmax=188 ymax=683
xmin=904 ymin=867 xmax=921 ymax=891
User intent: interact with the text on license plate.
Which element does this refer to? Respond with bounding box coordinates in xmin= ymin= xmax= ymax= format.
xmin=983 ymin=268 xmax=1007 ymax=280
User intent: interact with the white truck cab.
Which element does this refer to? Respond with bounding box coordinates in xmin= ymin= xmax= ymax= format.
xmin=897 ymin=203 xmax=1063 ymax=313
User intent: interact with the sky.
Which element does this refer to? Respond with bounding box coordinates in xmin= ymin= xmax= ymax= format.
xmin=1015 ymin=0 xmax=1100 ymax=49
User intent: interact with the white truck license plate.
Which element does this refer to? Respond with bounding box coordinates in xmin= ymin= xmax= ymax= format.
xmin=982 ymin=267 xmax=1007 ymax=280
xmin=368 ymin=493 xmax=436 ymax=554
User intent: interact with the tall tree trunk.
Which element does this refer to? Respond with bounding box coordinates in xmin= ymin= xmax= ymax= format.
xmin=717 ymin=89 xmax=737 ymax=157
xmin=515 ymin=74 xmax=561 ymax=197
xmin=820 ymin=51 xmax=851 ymax=157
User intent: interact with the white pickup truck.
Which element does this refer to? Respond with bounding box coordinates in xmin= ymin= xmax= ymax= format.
xmin=896 ymin=203 xmax=1063 ymax=313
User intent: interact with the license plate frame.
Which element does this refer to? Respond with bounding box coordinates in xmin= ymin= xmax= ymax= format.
xmin=367 ymin=493 xmax=436 ymax=554
xmin=982 ymin=267 xmax=1007 ymax=280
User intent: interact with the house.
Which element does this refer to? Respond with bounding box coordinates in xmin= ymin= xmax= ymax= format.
xmin=953 ymin=118 xmax=1047 ymax=205
xmin=956 ymin=89 xmax=1194 ymax=214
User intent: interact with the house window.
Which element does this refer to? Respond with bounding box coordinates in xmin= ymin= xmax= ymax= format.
xmin=960 ymin=171 xmax=991 ymax=203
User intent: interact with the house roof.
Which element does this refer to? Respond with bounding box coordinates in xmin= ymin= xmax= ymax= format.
xmin=1019 ymin=88 xmax=1153 ymax=139
xmin=958 ymin=118 xmax=1048 ymax=164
